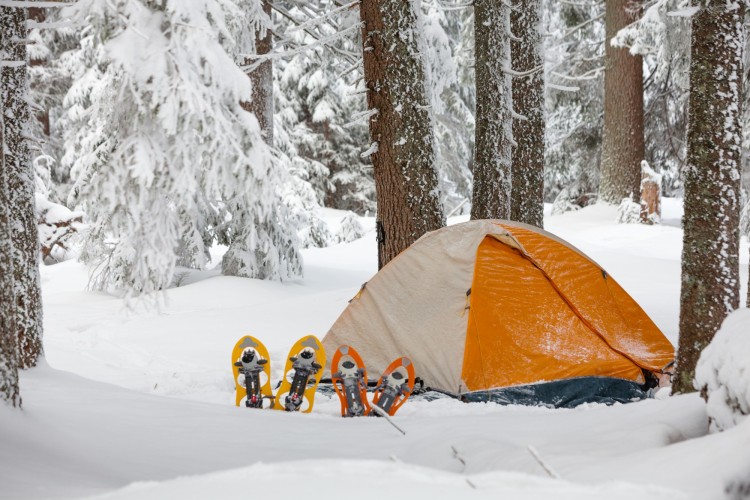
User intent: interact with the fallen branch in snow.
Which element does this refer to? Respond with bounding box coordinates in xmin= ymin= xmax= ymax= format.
xmin=527 ymin=445 xmax=561 ymax=479
xmin=451 ymin=445 xmax=467 ymax=472
xmin=370 ymin=404 xmax=406 ymax=436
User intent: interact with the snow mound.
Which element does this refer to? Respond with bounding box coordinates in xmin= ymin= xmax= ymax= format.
xmin=695 ymin=309 xmax=750 ymax=432
xmin=337 ymin=211 xmax=366 ymax=243
xmin=90 ymin=459 xmax=681 ymax=500
xmin=616 ymin=197 xmax=641 ymax=224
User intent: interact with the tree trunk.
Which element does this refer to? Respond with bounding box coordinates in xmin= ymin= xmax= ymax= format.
xmin=673 ymin=2 xmax=744 ymax=394
xmin=639 ymin=163 xmax=661 ymax=225
xmin=1 ymin=6 xmax=43 ymax=369
xmin=599 ymin=0 xmax=645 ymax=205
xmin=510 ymin=0 xmax=544 ymax=228
xmin=471 ymin=0 xmax=512 ymax=220
xmin=0 ymin=85 xmax=21 ymax=408
xmin=360 ymin=0 xmax=444 ymax=269
xmin=242 ymin=0 xmax=273 ymax=145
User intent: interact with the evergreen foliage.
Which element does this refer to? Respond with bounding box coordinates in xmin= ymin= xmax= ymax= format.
xmin=60 ymin=0 xmax=301 ymax=298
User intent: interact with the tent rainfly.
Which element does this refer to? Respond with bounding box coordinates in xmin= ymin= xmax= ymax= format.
xmin=322 ymin=220 xmax=675 ymax=408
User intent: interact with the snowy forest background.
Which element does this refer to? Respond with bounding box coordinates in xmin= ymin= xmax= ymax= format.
xmin=2 ymin=0 xmax=750 ymax=450
xmin=2 ymin=0 xmax=750 ymax=497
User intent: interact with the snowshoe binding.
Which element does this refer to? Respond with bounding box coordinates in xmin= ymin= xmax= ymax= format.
xmin=273 ymin=335 xmax=326 ymax=413
xmin=369 ymin=357 xmax=415 ymax=417
xmin=331 ymin=345 xmax=370 ymax=417
xmin=231 ymin=335 xmax=274 ymax=408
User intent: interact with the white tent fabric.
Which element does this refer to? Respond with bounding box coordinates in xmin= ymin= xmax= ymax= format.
xmin=323 ymin=220 xmax=520 ymax=393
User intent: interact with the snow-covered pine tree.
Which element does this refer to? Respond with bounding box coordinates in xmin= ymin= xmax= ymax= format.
xmin=268 ymin=1 xmax=368 ymax=248
xmin=1 ymin=4 xmax=43 ymax=368
xmin=544 ymin=2 xmax=604 ymax=205
xmin=421 ymin=2 xmax=474 ymax=215
xmin=0 ymin=86 xmax=20 ymax=408
xmin=674 ymin=1 xmax=744 ymax=393
xmin=27 ymin=7 xmax=79 ymax=204
xmin=63 ymin=0 xmax=301 ymax=298
xmin=510 ymin=0 xmax=544 ymax=228
xmin=599 ymin=0 xmax=645 ymax=206
xmin=471 ymin=0 xmax=512 ymax=220
xmin=360 ymin=0 xmax=444 ymax=268
xmin=273 ymin=1 xmax=375 ymax=217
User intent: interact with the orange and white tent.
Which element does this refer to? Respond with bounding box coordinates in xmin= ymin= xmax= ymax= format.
xmin=322 ymin=220 xmax=674 ymax=406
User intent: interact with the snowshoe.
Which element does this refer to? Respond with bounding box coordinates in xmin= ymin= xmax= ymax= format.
xmin=369 ymin=357 xmax=415 ymax=416
xmin=273 ymin=335 xmax=326 ymax=413
xmin=231 ymin=335 xmax=274 ymax=409
xmin=331 ymin=345 xmax=370 ymax=417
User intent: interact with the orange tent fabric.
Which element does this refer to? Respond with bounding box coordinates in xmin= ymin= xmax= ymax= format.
xmin=322 ymin=220 xmax=674 ymax=399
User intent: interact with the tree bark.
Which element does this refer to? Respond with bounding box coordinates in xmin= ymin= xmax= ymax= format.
xmin=673 ymin=2 xmax=744 ymax=394
xmin=599 ymin=0 xmax=645 ymax=205
xmin=242 ymin=0 xmax=273 ymax=145
xmin=0 ymin=78 xmax=21 ymax=408
xmin=1 ymin=7 xmax=21 ymax=406
xmin=510 ymin=0 xmax=544 ymax=228
xmin=639 ymin=165 xmax=661 ymax=225
xmin=360 ymin=0 xmax=444 ymax=269
xmin=471 ymin=0 xmax=512 ymax=220
xmin=1 ymin=6 xmax=43 ymax=369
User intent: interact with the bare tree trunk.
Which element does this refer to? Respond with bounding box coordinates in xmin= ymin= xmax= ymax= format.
xmin=242 ymin=0 xmax=273 ymax=145
xmin=471 ymin=0 xmax=512 ymax=220
xmin=360 ymin=0 xmax=444 ymax=269
xmin=0 ymin=8 xmax=21 ymax=407
xmin=599 ymin=0 xmax=645 ymax=205
xmin=0 ymin=83 xmax=21 ymax=408
xmin=2 ymin=6 xmax=44 ymax=369
xmin=673 ymin=2 xmax=744 ymax=394
xmin=639 ymin=163 xmax=661 ymax=224
xmin=510 ymin=0 xmax=544 ymax=228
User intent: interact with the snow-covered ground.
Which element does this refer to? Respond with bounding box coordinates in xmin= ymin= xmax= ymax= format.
xmin=1 ymin=202 xmax=749 ymax=499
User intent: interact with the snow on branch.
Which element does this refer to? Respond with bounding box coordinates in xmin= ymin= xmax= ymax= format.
xmin=270 ymin=3 xmax=359 ymax=66
xmin=502 ymin=62 xmax=544 ymax=78
xmin=360 ymin=142 xmax=378 ymax=159
xmin=667 ymin=7 xmax=700 ymax=18
xmin=343 ymin=108 xmax=377 ymax=129
xmin=0 ymin=0 xmax=74 ymax=6
xmin=547 ymin=82 xmax=580 ymax=92
xmin=432 ymin=0 xmax=473 ymax=10
xmin=282 ymin=0 xmax=359 ymax=36
xmin=559 ymin=12 xmax=605 ymax=41
xmin=557 ymin=0 xmax=603 ymax=6
xmin=335 ymin=57 xmax=363 ymax=80
xmin=27 ymin=19 xmax=76 ymax=29
xmin=241 ymin=22 xmax=361 ymax=70
xmin=551 ymin=67 xmax=603 ymax=81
